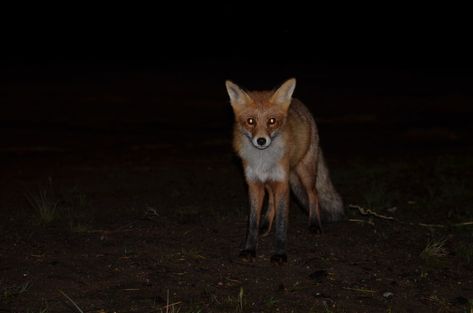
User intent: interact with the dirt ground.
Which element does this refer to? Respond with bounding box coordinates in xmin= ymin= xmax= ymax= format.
xmin=1 ymin=67 xmax=472 ymax=312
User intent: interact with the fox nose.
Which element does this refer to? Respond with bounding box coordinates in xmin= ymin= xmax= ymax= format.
xmin=257 ymin=137 xmax=267 ymax=146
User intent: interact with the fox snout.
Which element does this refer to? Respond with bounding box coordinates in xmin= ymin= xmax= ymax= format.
xmin=252 ymin=135 xmax=271 ymax=149
xmin=257 ymin=137 xmax=266 ymax=146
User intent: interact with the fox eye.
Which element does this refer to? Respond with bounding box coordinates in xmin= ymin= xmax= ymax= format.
xmin=268 ymin=118 xmax=276 ymax=125
xmin=247 ymin=118 xmax=255 ymax=125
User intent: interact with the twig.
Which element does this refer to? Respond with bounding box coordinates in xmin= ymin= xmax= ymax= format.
xmin=343 ymin=287 xmax=376 ymax=293
xmin=348 ymin=218 xmax=375 ymax=226
xmin=418 ymin=223 xmax=447 ymax=228
xmin=349 ymin=205 xmax=394 ymax=220
xmin=349 ymin=204 xmax=473 ymax=229
xmin=453 ymin=221 xmax=473 ymax=226
xmin=58 ymin=290 xmax=84 ymax=313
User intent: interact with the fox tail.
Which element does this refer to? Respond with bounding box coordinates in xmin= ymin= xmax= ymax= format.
xmin=315 ymin=151 xmax=344 ymax=222
xmin=290 ymin=149 xmax=344 ymax=223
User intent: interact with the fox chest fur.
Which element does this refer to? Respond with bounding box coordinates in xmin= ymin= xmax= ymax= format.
xmin=238 ymin=134 xmax=287 ymax=182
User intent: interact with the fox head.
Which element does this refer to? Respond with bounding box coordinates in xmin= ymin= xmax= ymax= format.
xmin=225 ymin=78 xmax=296 ymax=150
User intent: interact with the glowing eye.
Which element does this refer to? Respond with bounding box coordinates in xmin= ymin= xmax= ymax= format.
xmin=247 ymin=118 xmax=255 ymax=125
xmin=268 ymin=118 xmax=276 ymax=125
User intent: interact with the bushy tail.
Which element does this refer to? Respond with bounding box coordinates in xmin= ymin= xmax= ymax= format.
xmin=289 ymin=149 xmax=344 ymax=223
xmin=315 ymin=151 xmax=344 ymax=222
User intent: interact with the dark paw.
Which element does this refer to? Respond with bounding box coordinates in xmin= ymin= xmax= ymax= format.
xmin=309 ymin=223 xmax=324 ymax=234
xmin=239 ymin=249 xmax=256 ymax=261
xmin=270 ymin=254 xmax=287 ymax=264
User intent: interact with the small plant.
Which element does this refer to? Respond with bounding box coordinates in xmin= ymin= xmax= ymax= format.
xmin=420 ymin=238 xmax=448 ymax=259
xmin=209 ymin=287 xmax=246 ymax=313
xmin=25 ymin=186 xmax=59 ymax=225
xmin=420 ymin=237 xmax=449 ymax=270
xmin=238 ymin=287 xmax=244 ymax=313
xmin=25 ymin=181 xmax=92 ymax=231
xmin=159 ymin=290 xmax=182 ymax=313
xmin=2 ymin=281 xmax=31 ymax=303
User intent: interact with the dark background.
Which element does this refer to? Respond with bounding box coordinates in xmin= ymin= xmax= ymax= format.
xmin=1 ymin=6 xmax=472 ymax=151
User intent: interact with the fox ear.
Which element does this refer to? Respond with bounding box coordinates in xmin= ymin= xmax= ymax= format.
xmin=225 ymin=80 xmax=250 ymax=110
xmin=271 ymin=78 xmax=296 ymax=110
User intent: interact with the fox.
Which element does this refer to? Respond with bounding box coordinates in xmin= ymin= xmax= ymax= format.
xmin=225 ymin=78 xmax=344 ymax=264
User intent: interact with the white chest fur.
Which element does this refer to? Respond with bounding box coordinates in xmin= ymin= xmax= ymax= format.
xmin=239 ymin=137 xmax=287 ymax=182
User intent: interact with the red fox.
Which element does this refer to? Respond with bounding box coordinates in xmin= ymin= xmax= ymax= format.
xmin=225 ymin=78 xmax=344 ymax=264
